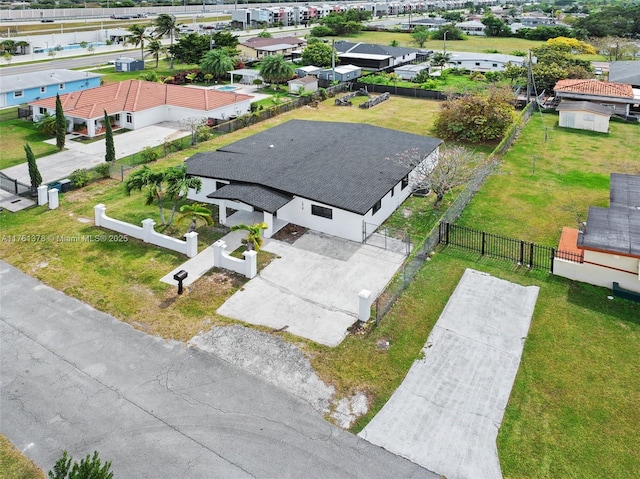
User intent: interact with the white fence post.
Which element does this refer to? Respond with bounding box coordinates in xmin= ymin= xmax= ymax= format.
xmin=37 ymin=185 xmax=48 ymax=206
xmin=185 ymin=231 xmax=198 ymax=258
xmin=213 ymin=240 xmax=226 ymax=266
xmin=48 ymin=189 xmax=59 ymax=209
xmin=358 ymin=289 xmax=372 ymax=322
xmin=94 ymin=203 xmax=106 ymax=226
xmin=243 ymin=250 xmax=257 ymax=279
xmin=141 ymin=219 xmax=155 ymax=243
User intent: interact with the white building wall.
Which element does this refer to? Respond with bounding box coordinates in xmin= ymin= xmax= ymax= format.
xmin=558 ymin=111 xmax=609 ymax=133
xmin=584 ymin=249 xmax=639 ymax=274
xmin=554 ymin=256 xmax=640 ymax=293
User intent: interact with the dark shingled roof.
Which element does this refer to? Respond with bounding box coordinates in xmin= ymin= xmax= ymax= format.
xmin=578 ymin=174 xmax=640 ymax=257
xmin=608 ymin=61 xmax=640 ymax=87
xmin=334 ymin=40 xmax=418 ymax=58
xmin=186 ymin=120 xmax=442 ymax=215
xmin=207 ymin=184 xmax=292 ymax=213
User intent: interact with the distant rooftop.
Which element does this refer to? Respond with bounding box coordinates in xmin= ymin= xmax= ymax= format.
xmin=1 ymin=69 xmax=103 ymax=94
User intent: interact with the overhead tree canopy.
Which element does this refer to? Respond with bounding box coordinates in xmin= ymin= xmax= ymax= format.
xmin=301 ymin=41 xmax=336 ymax=67
xmin=258 ymin=55 xmax=294 ymax=86
xmin=169 ymin=33 xmax=210 ymax=65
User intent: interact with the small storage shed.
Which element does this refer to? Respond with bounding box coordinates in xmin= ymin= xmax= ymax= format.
xmin=556 ymin=101 xmax=613 ymax=133
xmin=288 ymin=76 xmax=318 ymax=95
xmin=115 ymin=58 xmax=144 ymax=72
xmin=394 ymin=63 xmax=429 ymax=81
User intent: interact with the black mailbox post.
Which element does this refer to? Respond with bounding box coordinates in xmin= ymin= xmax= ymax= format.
xmin=173 ymin=270 xmax=188 ymax=295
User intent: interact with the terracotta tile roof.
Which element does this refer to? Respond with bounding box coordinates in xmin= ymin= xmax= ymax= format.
xmin=242 ymin=36 xmax=304 ymax=48
xmin=29 ymin=80 xmax=252 ymax=120
xmin=553 ymin=79 xmax=633 ymax=99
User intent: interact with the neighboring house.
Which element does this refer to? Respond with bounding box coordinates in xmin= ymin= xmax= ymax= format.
xmin=556 ymin=101 xmax=613 ymax=133
xmin=394 ymin=63 xmax=430 ymax=81
xmin=29 ymin=80 xmax=252 ymax=138
xmin=185 ymin=120 xmax=442 ymax=243
xmin=228 ymin=68 xmax=262 ymax=85
xmin=238 ymin=36 xmax=305 ymax=62
xmin=315 ymin=64 xmax=362 ymax=82
xmin=608 ymin=61 xmax=640 ymax=88
xmin=553 ymin=79 xmax=639 ymax=117
xmin=0 ymin=69 xmax=102 ymax=108
xmin=334 ymin=41 xmax=420 ymax=71
xmin=295 ymin=65 xmax=323 ymax=78
xmin=554 ymin=174 xmax=640 ymax=294
xmin=400 ymin=17 xmax=449 ymax=31
xmin=288 ymin=76 xmax=318 ymax=95
xmin=455 ymin=20 xmax=486 ymax=35
xmin=447 ymin=51 xmax=529 ymax=72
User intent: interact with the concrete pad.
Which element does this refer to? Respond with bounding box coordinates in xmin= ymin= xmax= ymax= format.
xmin=217 ymin=231 xmax=406 ymax=346
xmin=359 ymin=269 xmax=539 ymax=479
xmin=0 ymin=190 xmax=35 ymax=212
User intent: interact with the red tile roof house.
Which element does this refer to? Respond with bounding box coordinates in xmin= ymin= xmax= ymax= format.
xmin=29 ymin=80 xmax=253 ymax=138
xmin=553 ymin=79 xmax=638 ymax=117
xmin=554 ymin=174 xmax=640 ymax=294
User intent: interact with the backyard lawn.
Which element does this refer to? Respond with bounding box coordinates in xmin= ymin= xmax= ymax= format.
xmin=0 ymin=119 xmax=59 ymax=170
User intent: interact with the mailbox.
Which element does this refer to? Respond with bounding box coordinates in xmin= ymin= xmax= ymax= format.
xmin=173 ymin=270 xmax=188 ymax=295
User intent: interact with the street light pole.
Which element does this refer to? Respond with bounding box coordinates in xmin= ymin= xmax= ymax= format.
xmin=443 ymin=30 xmax=447 ymax=57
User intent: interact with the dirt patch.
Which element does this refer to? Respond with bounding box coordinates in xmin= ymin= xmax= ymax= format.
xmin=271 ymin=223 xmax=307 ymax=244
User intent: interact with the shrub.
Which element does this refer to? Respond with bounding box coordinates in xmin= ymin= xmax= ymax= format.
xmin=196 ymin=125 xmax=211 ymax=143
xmin=140 ymin=146 xmax=159 ymax=163
xmin=420 ymin=79 xmax=439 ymax=90
xmin=94 ymin=164 xmax=110 ymax=178
xmin=253 ymin=78 xmax=263 ymax=86
xmin=69 ymin=168 xmax=89 ymax=188
xmin=310 ymin=25 xmax=333 ymax=37
xmin=469 ymin=72 xmax=486 ymax=82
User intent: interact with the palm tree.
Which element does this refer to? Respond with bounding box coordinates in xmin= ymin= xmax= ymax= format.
xmin=154 ymin=13 xmax=178 ymax=69
xmin=15 ymin=40 xmax=29 ymax=55
xmin=164 ymin=164 xmax=202 ymax=226
xmin=230 ymin=222 xmax=269 ymax=251
xmin=177 ymin=203 xmax=213 ymax=229
xmin=1 ymin=39 xmax=16 ymax=54
xmin=127 ymin=24 xmax=149 ymax=63
xmin=124 ymin=165 xmax=168 ymax=225
xmin=35 ymin=112 xmax=56 ymax=135
xmin=200 ymin=49 xmax=235 ymax=82
xmin=146 ymin=39 xmax=164 ymax=68
xmin=431 ymin=52 xmax=451 ymax=69
xmin=258 ymin=55 xmax=294 ymax=89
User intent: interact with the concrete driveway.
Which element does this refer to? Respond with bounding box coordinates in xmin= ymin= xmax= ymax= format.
xmin=359 ymin=269 xmax=539 ymax=479
xmin=217 ymin=231 xmax=407 ymax=347
xmin=0 ymin=260 xmax=438 ymax=478
xmin=1 ymin=122 xmax=189 ymax=185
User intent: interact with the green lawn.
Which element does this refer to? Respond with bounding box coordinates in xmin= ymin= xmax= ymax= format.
xmin=0 ymin=434 xmax=44 ymax=479
xmin=456 ymin=114 xmax=640 ymax=245
xmin=0 ymin=119 xmax=59 ymax=170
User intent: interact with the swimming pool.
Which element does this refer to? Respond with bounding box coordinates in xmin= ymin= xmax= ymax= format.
xmin=215 ymin=85 xmax=240 ymax=92
xmin=33 ymin=42 xmax=107 ymax=54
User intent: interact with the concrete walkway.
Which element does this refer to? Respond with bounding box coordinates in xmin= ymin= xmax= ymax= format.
xmin=1 ymin=122 xmax=189 ymax=185
xmin=0 ymin=260 xmax=438 ymax=478
xmin=359 ymin=269 xmax=539 ymax=479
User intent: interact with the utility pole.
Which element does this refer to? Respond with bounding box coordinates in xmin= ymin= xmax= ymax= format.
xmin=526 ymin=49 xmax=533 ymax=104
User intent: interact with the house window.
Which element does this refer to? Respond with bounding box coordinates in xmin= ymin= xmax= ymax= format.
xmin=475 ymin=62 xmax=481 ymax=66
xmin=40 ymin=86 xmax=46 ymax=93
xmin=372 ymin=199 xmax=382 ymax=214
xmin=126 ymin=113 xmax=132 ymax=123
xmin=492 ymin=63 xmax=498 ymax=67
xmin=114 ymin=114 xmax=120 ymax=121
xmin=14 ymin=90 xmax=23 ymax=98
xmin=311 ymin=204 xmax=333 ymax=219
xmin=59 ymin=83 xmax=65 ymax=90
xmin=401 ymin=175 xmax=409 ymax=189
xmin=584 ymin=114 xmax=595 ymax=122
xmin=390 ymin=186 xmax=395 ymax=197
xmin=39 ymin=107 xmax=47 ymax=114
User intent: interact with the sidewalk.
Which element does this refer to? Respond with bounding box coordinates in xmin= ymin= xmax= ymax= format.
xmin=1 ymin=122 xmax=189 ymax=185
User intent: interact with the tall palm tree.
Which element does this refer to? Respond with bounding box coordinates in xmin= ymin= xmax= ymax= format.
xmin=127 ymin=24 xmax=150 ymax=63
xmin=15 ymin=40 xmax=29 ymax=55
xmin=146 ymin=39 xmax=164 ymax=68
xmin=258 ymin=55 xmax=294 ymax=89
xmin=200 ymin=49 xmax=235 ymax=82
xmin=154 ymin=13 xmax=178 ymax=69
xmin=1 ymin=39 xmax=16 ymax=54
xmin=35 ymin=112 xmax=56 ymax=135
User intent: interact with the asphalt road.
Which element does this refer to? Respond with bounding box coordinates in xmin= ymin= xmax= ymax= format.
xmin=0 ymin=51 xmax=133 ymax=75
xmin=0 ymin=260 xmax=438 ymax=478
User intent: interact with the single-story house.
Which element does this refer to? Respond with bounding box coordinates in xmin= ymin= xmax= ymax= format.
xmin=288 ymin=76 xmax=318 ymax=95
xmin=185 ymin=120 xmax=442 ymax=243
xmin=295 ymin=65 xmax=323 ymax=78
xmin=394 ymin=63 xmax=430 ymax=81
xmin=554 ymin=173 xmax=640 ymax=294
xmin=29 ymin=80 xmax=253 ymax=138
xmin=553 ymin=79 xmax=639 ymax=117
xmin=608 ymin=61 xmax=640 ymax=88
xmin=0 ymin=69 xmax=103 ymax=108
xmin=334 ymin=41 xmax=419 ymax=70
xmin=446 ymin=51 xmax=530 ymax=72
xmin=315 ymin=64 xmax=362 ymax=82
xmin=455 ymin=20 xmax=485 ymax=35
xmin=238 ymin=36 xmax=305 ymax=62
xmin=400 ymin=17 xmax=449 ymax=31
xmin=556 ymin=101 xmax=613 ymax=133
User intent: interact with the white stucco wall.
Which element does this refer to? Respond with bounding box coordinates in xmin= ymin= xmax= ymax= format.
xmin=584 ymin=250 xmax=639 ymax=274
xmin=559 ymin=111 xmax=610 ymax=133
xmin=554 ymin=256 xmax=640 ymax=293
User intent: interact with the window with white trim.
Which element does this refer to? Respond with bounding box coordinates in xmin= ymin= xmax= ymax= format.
xmin=372 ymin=199 xmax=382 ymax=214
xmin=126 ymin=113 xmax=132 ymax=123
xmin=59 ymin=83 xmax=65 ymax=90
xmin=14 ymin=90 xmax=23 ymax=98
xmin=401 ymin=175 xmax=409 ymax=189
xmin=40 ymin=86 xmax=46 ymax=93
